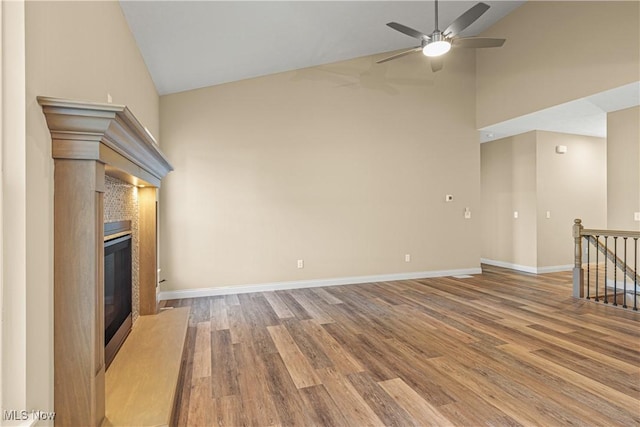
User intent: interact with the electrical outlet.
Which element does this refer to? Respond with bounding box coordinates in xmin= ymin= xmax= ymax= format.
xmin=107 ymin=93 xmax=113 ymax=103
xmin=297 ymin=259 xmax=304 ymax=269
xmin=546 ymin=211 xmax=551 ymax=219
xmin=635 ymin=212 xmax=640 ymax=221
xmin=514 ymin=211 xmax=519 ymax=219
xmin=464 ymin=208 xmax=471 ymax=219
xmin=405 ymin=254 xmax=411 ymax=262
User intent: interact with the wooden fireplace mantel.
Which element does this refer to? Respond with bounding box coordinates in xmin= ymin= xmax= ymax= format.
xmin=38 ymin=97 xmax=173 ymax=426
xmin=38 ymin=96 xmax=172 ymax=186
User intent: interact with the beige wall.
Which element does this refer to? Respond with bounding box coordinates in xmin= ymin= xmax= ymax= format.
xmin=607 ymin=106 xmax=640 ymax=231
xmin=2 ymin=0 xmax=27 ymax=415
xmin=160 ymin=50 xmax=481 ymax=292
xmin=481 ymin=131 xmax=607 ymax=271
xmin=12 ymin=0 xmax=159 ymax=416
xmin=477 ymin=0 xmax=637 ymax=269
xmin=0 ymin=2 xmax=3 ymax=410
xmin=536 ymin=131 xmax=607 ymax=267
xmin=477 ymin=1 xmax=640 ymax=128
xmin=26 ymin=1 xmax=159 ymax=135
xmin=481 ymin=132 xmax=537 ymax=268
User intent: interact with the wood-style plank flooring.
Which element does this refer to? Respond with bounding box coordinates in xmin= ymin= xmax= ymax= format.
xmin=166 ymin=266 xmax=640 ymax=426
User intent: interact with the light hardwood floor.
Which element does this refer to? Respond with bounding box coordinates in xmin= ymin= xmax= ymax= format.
xmin=166 ymin=266 xmax=640 ymax=426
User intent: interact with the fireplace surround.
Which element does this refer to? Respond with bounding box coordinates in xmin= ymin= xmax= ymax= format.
xmin=38 ymin=97 xmax=172 ymax=426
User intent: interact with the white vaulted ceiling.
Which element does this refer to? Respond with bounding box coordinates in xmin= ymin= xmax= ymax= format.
xmin=119 ymin=1 xmax=639 ymax=139
xmin=119 ymin=0 xmax=525 ymax=95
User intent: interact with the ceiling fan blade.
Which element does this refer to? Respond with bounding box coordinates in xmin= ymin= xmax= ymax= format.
xmin=376 ymin=47 xmax=422 ymax=64
xmin=386 ymin=22 xmax=429 ymax=40
xmin=431 ymin=57 xmax=444 ymax=73
xmin=453 ymin=37 xmax=506 ymax=48
xmin=443 ymin=2 xmax=490 ymax=37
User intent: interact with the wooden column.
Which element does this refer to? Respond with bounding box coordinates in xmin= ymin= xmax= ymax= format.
xmin=54 ymin=160 xmax=105 ymax=426
xmin=139 ymin=186 xmax=158 ymax=315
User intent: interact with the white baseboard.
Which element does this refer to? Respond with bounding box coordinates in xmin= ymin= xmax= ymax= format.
xmin=537 ymin=264 xmax=574 ymax=273
xmin=158 ymin=267 xmax=482 ymax=301
xmin=481 ymin=258 xmax=537 ymax=274
xmin=481 ymin=258 xmax=572 ymax=274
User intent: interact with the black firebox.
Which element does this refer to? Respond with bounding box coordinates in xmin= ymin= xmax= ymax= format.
xmin=104 ymin=221 xmax=132 ymax=369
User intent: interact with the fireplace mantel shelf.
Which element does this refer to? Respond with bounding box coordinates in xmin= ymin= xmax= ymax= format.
xmin=38 ymin=96 xmax=173 ymax=187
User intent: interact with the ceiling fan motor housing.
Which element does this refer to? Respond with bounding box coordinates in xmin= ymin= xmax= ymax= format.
xmin=430 ymin=32 xmax=446 ymax=42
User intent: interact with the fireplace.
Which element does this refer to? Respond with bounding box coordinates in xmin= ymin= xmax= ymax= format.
xmin=39 ymin=96 xmax=173 ymax=425
xmin=104 ymin=221 xmax=133 ymax=369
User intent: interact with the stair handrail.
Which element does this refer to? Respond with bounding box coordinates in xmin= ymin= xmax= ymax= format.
xmin=581 ymin=228 xmax=640 ymax=239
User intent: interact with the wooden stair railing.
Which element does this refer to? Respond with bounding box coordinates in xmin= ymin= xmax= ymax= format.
xmin=573 ymin=219 xmax=640 ymax=310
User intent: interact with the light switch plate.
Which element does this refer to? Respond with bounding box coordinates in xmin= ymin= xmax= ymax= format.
xmin=634 ymin=212 xmax=640 ymax=221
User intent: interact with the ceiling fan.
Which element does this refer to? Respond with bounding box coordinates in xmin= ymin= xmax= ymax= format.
xmin=378 ymin=0 xmax=506 ymax=72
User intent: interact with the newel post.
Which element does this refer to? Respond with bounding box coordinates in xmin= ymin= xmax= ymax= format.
xmin=573 ymin=219 xmax=584 ymax=298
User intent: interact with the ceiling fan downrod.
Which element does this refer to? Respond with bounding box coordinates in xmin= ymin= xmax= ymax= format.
xmin=424 ymin=0 xmax=450 ymax=57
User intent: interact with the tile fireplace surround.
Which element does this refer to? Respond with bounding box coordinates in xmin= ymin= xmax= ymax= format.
xmin=104 ymin=175 xmax=140 ymax=324
xmin=38 ymin=97 xmax=173 ymax=426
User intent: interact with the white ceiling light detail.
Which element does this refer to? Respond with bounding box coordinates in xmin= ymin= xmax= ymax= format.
xmin=422 ymin=33 xmax=451 ymax=57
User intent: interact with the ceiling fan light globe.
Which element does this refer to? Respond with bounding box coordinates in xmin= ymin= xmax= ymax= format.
xmin=423 ymin=40 xmax=451 ymax=57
